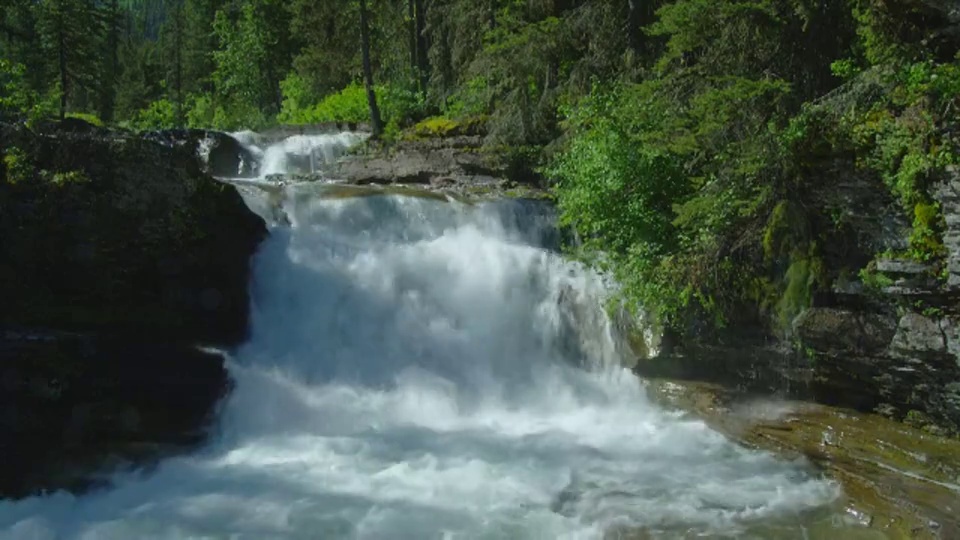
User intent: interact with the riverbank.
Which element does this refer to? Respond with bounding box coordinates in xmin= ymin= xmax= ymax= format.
xmin=644 ymin=376 xmax=960 ymax=539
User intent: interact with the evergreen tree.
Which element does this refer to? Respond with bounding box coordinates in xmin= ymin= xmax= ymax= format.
xmin=37 ymin=0 xmax=103 ymax=119
xmin=98 ymin=0 xmax=122 ymax=122
xmin=359 ymin=0 xmax=383 ymax=137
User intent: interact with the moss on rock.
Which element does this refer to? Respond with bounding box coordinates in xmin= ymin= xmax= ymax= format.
xmin=0 ymin=121 xmax=266 ymax=344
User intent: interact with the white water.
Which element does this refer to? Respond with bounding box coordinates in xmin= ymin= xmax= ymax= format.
xmin=233 ymin=131 xmax=367 ymax=177
xmin=0 ymin=134 xmax=847 ymax=539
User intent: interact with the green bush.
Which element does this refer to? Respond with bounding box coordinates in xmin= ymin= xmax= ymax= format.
xmin=0 ymin=59 xmax=57 ymax=123
xmin=185 ymin=93 xmax=267 ymax=131
xmin=130 ymin=100 xmax=176 ymax=130
xmin=3 ymin=147 xmax=33 ymax=185
xmin=279 ymin=77 xmax=426 ymax=127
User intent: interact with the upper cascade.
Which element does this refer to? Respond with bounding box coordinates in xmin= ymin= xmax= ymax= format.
xmin=232 ymin=130 xmax=368 ymax=178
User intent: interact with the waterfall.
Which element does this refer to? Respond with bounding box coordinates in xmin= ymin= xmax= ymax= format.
xmin=0 ymin=132 xmax=848 ymax=539
xmin=233 ymin=131 xmax=367 ymax=178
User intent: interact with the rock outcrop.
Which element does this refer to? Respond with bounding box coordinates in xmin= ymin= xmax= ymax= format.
xmin=268 ymin=136 xmax=547 ymax=198
xmin=0 ymin=119 xmax=266 ymax=498
xmin=634 ymin=167 xmax=960 ymax=436
xmin=645 ymin=377 xmax=960 ymax=539
xmin=144 ymin=128 xmax=258 ymax=178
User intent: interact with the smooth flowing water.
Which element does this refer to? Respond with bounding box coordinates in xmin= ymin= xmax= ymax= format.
xmin=0 ymin=134 xmax=854 ymax=539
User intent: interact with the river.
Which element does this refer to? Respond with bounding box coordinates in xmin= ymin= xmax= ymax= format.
xmin=0 ymin=132 xmax=862 ymax=539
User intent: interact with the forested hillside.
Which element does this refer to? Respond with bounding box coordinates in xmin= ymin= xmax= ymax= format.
xmin=3 ymin=0 xmax=959 ymax=340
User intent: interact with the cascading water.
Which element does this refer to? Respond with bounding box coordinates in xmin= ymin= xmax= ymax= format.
xmin=0 ymin=133 xmax=862 ymax=539
xmin=232 ymin=131 xmax=367 ymax=177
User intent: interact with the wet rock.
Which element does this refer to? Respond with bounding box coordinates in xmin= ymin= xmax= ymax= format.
xmin=934 ymin=166 xmax=960 ymax=289
xmin=793 ymin=308 xmax=896 ymax=354
xmin=318 ymin=138 xmax=543 ymax=194
xmin=890 ymin=313 xmax=947 ymax=357
xmin=876 ymin=258 xmax=933 ymax=276
xmin=0 ymin=121 xmax=267 ymax=343
xmin=0 ymin=120 xmax=266 ymax=498
xmin=0 ymin=334 xmax=229 ymax=499
xmin=644 ymin=377 xmax=960 ymax=540
xmin=144 ymin=128 xmax=257 ymax=178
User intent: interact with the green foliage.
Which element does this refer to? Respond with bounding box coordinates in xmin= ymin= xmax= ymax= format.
xmin=908 ymin=201 xmax=946 ymax=262
xmin=549 ymin=85 xmax=692 ymax=323
xmin=277 ymin=72 xmax=317 ymax=124
xmin=0 ymin=59 xmax=57 ymax=122
xmin=777 ymin=252 xmax=822 ymax=331
xmin=65 ymin=112 xmax=104 ymax=127
xmin=130 ymin=99 xmax=177 ymax=130
xmin=763 ymin=201 xmax=808 ymax=261
xmin=279 ymin=81 xmax=426 ymax=127
xmin=409 ymin=117 xmax=460 ymax=138
xmin=46 ymin=169 xmax=91 ymax=186
xmin=858 ymin=263 xmax=894 ymax=290
xmin=3 ymin=147 xmax=33 ymax=185
xmin=300 ymin=83 xmax=370 ymax=124
xmin=830 ymin=58 xmax=860 ymax=80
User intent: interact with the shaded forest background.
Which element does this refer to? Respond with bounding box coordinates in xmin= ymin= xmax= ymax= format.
xmin=3 ymin=0 xmax=959 ymax=340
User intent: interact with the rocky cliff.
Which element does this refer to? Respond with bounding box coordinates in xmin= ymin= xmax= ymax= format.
xmin=0 ymin=119 xmax=266 ymax=498
xmin=634 ymin=166 xmax=960 ymax=438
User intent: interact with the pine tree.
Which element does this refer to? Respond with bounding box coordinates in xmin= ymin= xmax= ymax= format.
xmin=160 ymin=0 xmax=186 ymax=125
xmin=359 ymin=0 xmax=383 ymax=137
xmin=37 ymin=0 xmax=103 ymax=119
xmin=98 ymin=0 xmax=121 ymax=122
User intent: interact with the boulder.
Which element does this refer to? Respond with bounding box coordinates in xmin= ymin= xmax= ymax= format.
xmin=0 ymin=333 xmax=229 ymax=498
xmin=889 ymin=312 xmax=947 ymax=357
xmin=144 ymin=128 xmax=258 ymax=178
xmin=0 ymin=122 xmax=266 ymax=343
xmin=0 ymin=121 xmax=266 ymax=497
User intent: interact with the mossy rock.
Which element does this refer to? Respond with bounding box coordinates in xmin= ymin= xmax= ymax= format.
xmin=0 ymin=121 xmax=266 ymax=344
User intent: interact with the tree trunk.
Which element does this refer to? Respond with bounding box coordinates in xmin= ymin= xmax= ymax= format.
xmin=408 ymin=0 xmax=418 ymax=86
xmin=627 ymin=0 xmax=643 ymax=52
xmin=99 ymin=0 xmax=120 ymax=122
xmin=359 ymin=0 xmax=383 ymax=138
xmin=58 ymin=26 xmax=67 ymax=120
xmin=174 ymin=1 xmax=184 ymax=126
xmin=414 ymin=0 xmax=429 ymax=92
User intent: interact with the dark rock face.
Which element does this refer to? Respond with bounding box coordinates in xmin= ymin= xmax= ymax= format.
xmin=0 ymin=333 xmax=229 ymax=498
xmin=0 ymin=120 xmax=266 ymax=498
xmin=144 ymin=128 xmax=258 ymax=178
xmin=1 ymin=122 xmax=266 ymax=343
xmin=792 ymin=308 xmax=896 ymax=355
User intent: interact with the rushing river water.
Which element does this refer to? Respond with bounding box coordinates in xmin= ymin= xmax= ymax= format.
xmin=0 ymin=133 xmax=860 ymax=539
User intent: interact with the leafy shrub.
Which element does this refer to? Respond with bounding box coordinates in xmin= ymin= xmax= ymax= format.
xmin=0 ymin=59 xmax=57 ymax=123
xmin=186 ymin=93 xmax=267 ymax=131
xmin=3 ymin=147 xmax=33 ymax=185
xmin=280 ymin=80 xmax=427 ymax=127
xmin=130 ymin=100 xmax=176 ymax=130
